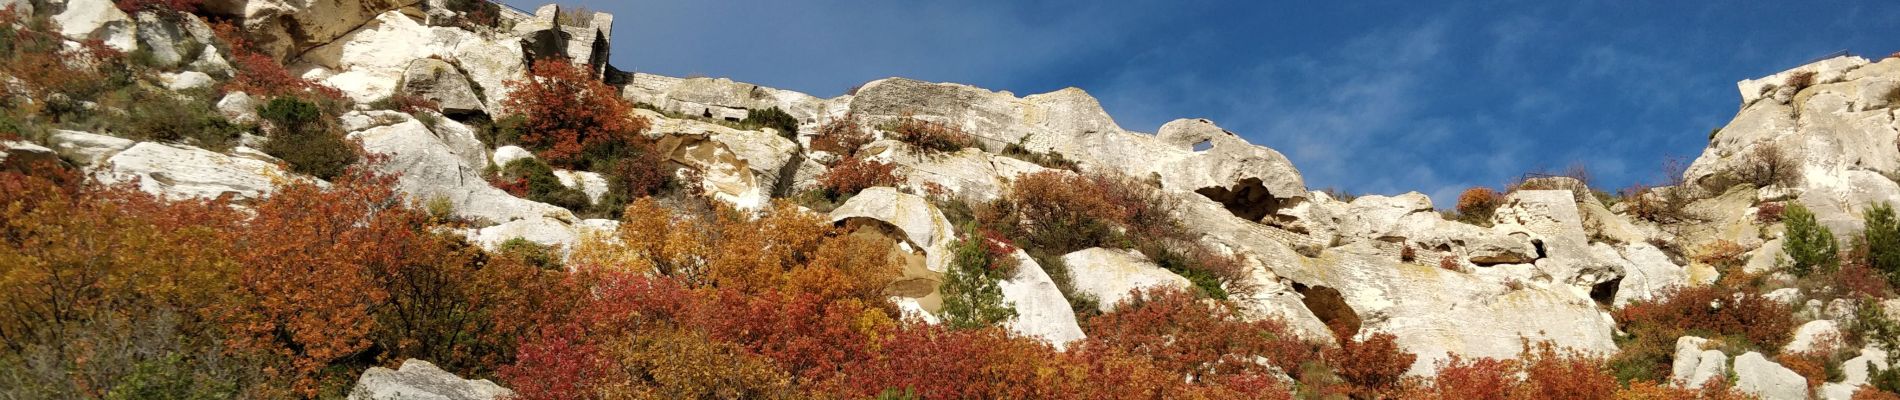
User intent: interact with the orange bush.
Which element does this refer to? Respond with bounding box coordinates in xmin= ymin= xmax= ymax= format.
xmin=889 ymin=117 xmax=979 ymax=153
xmin=502 ymin=59 xmax=648 ymax=168
xmin=212 ymin=22 xmax=343 ymax=101
xmin=1456 ymin=187 xmax=1502 ymax=223
xmin=1327 ymin=333 xmax=1417 ymax=397
xmin=817 ymin=156 xmax=902 ymax=198
xmin=811 ymin=115 xmax=872 ymax=157
xmin=1080 ymin=288 xmax=1317 ymax=382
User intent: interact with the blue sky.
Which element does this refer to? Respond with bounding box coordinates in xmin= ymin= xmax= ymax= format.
xmin=503 ymin=0 xmax=1900 ymax=205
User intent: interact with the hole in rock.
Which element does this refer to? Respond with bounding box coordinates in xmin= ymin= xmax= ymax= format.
xmin=1531 ymin=239 xmax=1547 ymax=259
xmin=1191 ymin=139 xmax=1214 ymax=152
xmin=1195 ymin=178 xmax=1287 ymax=222
xmin=1293 ymin=283 xmax=1361 ymax=339
xmin=1590 ymin=277 xmax=1621 ymax=307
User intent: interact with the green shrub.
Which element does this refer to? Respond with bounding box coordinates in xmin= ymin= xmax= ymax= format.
xmin=940 ymin=232 xmax=1017 ymax=330
xmin=1143 ymin=244 xmax=1231 ymax=300
xmin=740 ymin=106 xmax=798 ymax=139
xmin=495 ymin=238 xmax=561 ymax=271
xmin=121 ymin=90 xmax=248 ymax=151
xmin=1867 ymin=203 xmax=1900 ymax=285
xmin=500 ymin=158 xmax=591 ymax=212
xmin=1001 ymin=142 xmax=1078 ymax=171
xmin=1027 ymin=250 xmax=1099 ymax=318
xmin=1783 ymin=203 xmax=1839 ymax=277
xmin=259 ymin=97 xmax=358 ymax=180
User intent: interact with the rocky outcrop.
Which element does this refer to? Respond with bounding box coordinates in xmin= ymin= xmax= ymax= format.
xmin=94 ymin=142 xmax=298 ymax=203
xmin=1686 ymin=56 xmax=1900 ymax=233
xmin=200 ymin=0 xmax=410 ymax=61
xmin=347 ymin=359 xmax=512 ymax=400
xmin=133 ymin=11 xmax=230 ymax=73
xmin=623 ymin=73 xmax=833 ymax=126
xmin=53 ymin=0 xmax=137 ymax=51
xmin=997 ymin=249 xmax=1086 ymax=350
xmin=300 ymin=11 xmax=525 ymax=113
xmin=1671 ymin=336 xmax=1729 ymax=389
xmin=46 ymin=130 xmax=137 ymax=166
xmin=1822 ymin=347 xmax=1890 ymax=400
xmin=1061 ymin=248 xmax=1193 ymax=313
xmin=829 ymin=187 xmax=956 ymax=274
xmin=401 ymin=58 xmax=486 ymax=115
xmin=1734 ymin=351 xmax=1809 ymax=400
xmin=849 ymin=78 xmax=1310 ymax=218
xmin=1786 ymin=319 xmax=1843 ymax=354
xmin=645 ymin=109 xmax=804 ymax=210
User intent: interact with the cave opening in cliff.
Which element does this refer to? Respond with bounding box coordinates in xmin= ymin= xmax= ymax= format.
xmin=1195 ymin=178 xmax=1286 ymax=222
xmin=1293 ymin=283 xmax=1361 ymax=339
xmin=1590 ymin=277 xmax=1621 ymax=307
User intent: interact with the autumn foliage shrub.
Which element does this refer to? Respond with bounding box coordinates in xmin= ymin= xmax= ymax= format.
xmin=1456 ymin=187 xmax=1502 ymax=225
xmin=817 ymin=156 xmax=902 ymax=199
xmin=1326 ymin=333 xmax=1416 ymax=397
xmin=1609 ymin=284 xmax=1796 ymax=384
xmin=1734 ymin=143 xmax=1801 ymax=189
xmin=1081 ymin=288 xmax=1318 ymax=383
xmin=811 ymin=115 xmax=873 ymax=156
xmin=888 ymin=117 xmax=979 ymax=153
xmin=503 ymin=59 xmax=648 ymax=169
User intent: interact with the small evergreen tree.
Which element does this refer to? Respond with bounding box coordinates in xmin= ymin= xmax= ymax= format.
xmin=939 ymin=233 xmax=1016 ymax=330
xmin=1782 ymin=203 xmax=1838 ymax=276
xmin=1866 ymin=203 xmax=1900 ymax=284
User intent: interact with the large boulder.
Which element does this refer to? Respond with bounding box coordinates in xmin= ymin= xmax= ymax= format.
xmin=1599 ymin=242 xmax=1694 ymax=307
xmin=647 ymin=110 xmax=800 ymax=210
xmin=133 ymin=11 xmax=227 ymax=73
xmin=53 ymin=0 xmax=137 ymax=51
xmin=1733 ymin=351 xmax=1810 ymax=400
xmin=622 ymin=73 xmax=833 ymax=126
xmin=93 ymin=142 xmax=296 ymax=203
xmin=1491 ymin=190 xmax=1622 ymax=290
xmin=996 ymin=249 xmax=1086 ymax=350
xmin=1061 ymin=248 xmax=1192 ymax=313
xmin=829 ymin=187 xmax=957 ymax=273
xmin=300 ymin=11 xmax=524 ymax=113
xmin=347 ymin=359 xmax=512 ymax=400
xmin=46 ymin=130 xmax=136 ymax=166
xmin=201 ymin=0 xmax=410 ymax=61
xmin=1671 ymin=336 xmax=1729 ymax=389
xmin=1786 ymin=320 xmax=1844 ymax=354
xmin=399 ymin=58 xmax=486 ymax=115
xmin=347 ymin=114 xmax=572 ymax=225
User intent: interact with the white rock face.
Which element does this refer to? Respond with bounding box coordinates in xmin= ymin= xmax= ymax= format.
xmin=1671 ymin=336 xmax=1729 ymax=389
xmin=1786 ymin=320 xmax=1843 ymax=354
xmin=133 ymin=11 xmax=224 ymax=72
xmin=623 ymin=73 xmax=831 ymax=125
xmin=347 ymin=359 xmax=512 ymax=400
xmin=349 ymin=117 xmax=572 ymax=226
xmin=217 ymin=92 xmax=262 ymax=125
xmin=872 ymin=143 xmax=1048 ymax=203
xmin=46 ymin=130 xmax=136 ymax=166
xmin=300 ymin=11 xmax=524 ymax=113
xmin=1061 ymin=248 xmax=1192 ymax=313
xmin=1491 ymin=190 xmax=1622 ymax=290
xmin=400 ymin=58 xmax=486 ymax=115
xmin=204 ymin=0 xmax=410 ymax=61
xmin=54 ymin=0 xmax=137 ymax=51
xmin=1687 ymin=56 xmax=1900 ymax=233
xmin=1733 ymin=351 xmax=1811 ymax=400
xmin=94 ymin=142 xmax=297 ymax=203
xmin=160 ymin=71 xmax=215 ymax=91
xmin=1600 ymin=242 xmax=1689 ymax=307
xmin=1823 ymin=347 xmax=1891 ymax=399
xmin=1737 ymin=56 xmax=1870 ymax=105
xmin=648 ymin=110 xmax=800 ymax=209
xmin=996 ymin=249 xmax=1086 ymax=350
xmin=491 ymin=146 xmax=534 ymax=169
xmin=469 ymin=217 xmax=617 ymax=251
xmin=553 ymin=169 xmax=609 ymax=204
xmin=829 ymin=187 xmax=957 ymax=273
xmin=847 ymin=78 xmax=1308 ymax=210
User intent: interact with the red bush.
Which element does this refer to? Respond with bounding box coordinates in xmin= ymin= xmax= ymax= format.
xmin=1758 ymin=202 xmax=1787 ymax=224
xmin=213 ymin=22 xmax=342 ymax=101
xmin=817 ymin=156 xmax=901 ymax=197
xmin=811 ymin=116 xmax=872 ymax=157
xmin=1080 ymin=288 xmax=1317 ymax=380
xmin=1326 ymin=333 xmax=1417 ymax=397
xmin=1457 ymin=187 xmax=1502 ymax=222
xmin=889 ymin=117 xmax=979 ymax=153
xmin=502 ymin=59 xmax=647 ymax=168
